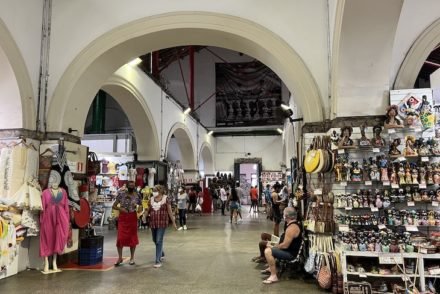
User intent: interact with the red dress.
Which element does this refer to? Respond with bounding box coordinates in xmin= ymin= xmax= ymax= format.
xmin=116 ymin=192 xmax=140 ymax=247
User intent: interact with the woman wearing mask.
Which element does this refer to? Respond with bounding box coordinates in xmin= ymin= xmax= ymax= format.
xmin=177 ymin=187 xmax=189 ymax=230
xmin=112 ymin=181 xmax=142 ymax=266
xmin=148 ymin=185 xmax=177 ymax=268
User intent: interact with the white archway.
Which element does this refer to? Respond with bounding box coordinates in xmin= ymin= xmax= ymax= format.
xmin=0 ymin=18 xmax=35 ymax=129
xmin=100 ymin=75 xmax=160 ymax=160
xmin=47 ymin=12 xmax=323 ymax=134
xmin=394 ymin=18 xmax=440 ymax=89
xmin=165 ymin=122 xmax=196 ymax=170
xmin=199 ymin=142 xmax=215 ymax=175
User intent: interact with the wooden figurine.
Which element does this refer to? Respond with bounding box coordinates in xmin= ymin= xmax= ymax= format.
xmin=384 ymin=105 xmax=403 ymax=129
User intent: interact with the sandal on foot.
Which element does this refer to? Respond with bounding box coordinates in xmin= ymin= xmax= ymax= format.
xmin=263 ymin=278 xmax=278 ymax=284
xmin=129 ymin=260 xmax=135 ymax=265
xmin=114 ymin=259 xmax=123 ymax=266
xmin=260 ymin=269 xmax=271 ymax=275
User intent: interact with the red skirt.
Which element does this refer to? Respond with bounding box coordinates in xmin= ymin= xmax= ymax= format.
xmin=117 ymin=212 xmax=139 ymax=247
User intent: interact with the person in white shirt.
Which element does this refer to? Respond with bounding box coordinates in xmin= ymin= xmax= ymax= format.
xmin=220 ymin=186 xmax=228 ymax=216
xmin=177 ymin=187 xmax=189 ymax=230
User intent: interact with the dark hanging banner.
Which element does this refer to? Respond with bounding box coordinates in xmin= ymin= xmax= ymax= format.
xmin=215 ymin=61 xmax=285 ymax=127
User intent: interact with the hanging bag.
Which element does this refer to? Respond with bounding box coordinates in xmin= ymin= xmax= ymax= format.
xmin=305 ymin=137 xmax=320 ymax=173
xmin=87 ymin=152 xmax=101 ymax=176
xmin=313 ymin=137 xmax=325 ymax=174
xmin=304 ymin=237 xmax=318 ymax=274
xmin=317 ymin=253 xmax=332 ymax=289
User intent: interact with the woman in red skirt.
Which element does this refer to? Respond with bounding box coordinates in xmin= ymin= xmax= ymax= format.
xmin=112 ymin=181 xmax=142 ymax=266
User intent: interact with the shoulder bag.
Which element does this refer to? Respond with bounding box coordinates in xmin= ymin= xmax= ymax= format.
xmin=305 ymin=137 xmax=320 ymax=173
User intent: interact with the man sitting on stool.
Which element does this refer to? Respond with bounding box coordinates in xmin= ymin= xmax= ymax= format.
xmin=262 ymin=207 xmax=302 ymax=284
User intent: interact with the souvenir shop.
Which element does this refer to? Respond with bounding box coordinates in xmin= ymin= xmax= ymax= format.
xmin=0 ymin=134 xmax=91 ymax=279
xmin=298 ymin=88 xmax=440 ymax=293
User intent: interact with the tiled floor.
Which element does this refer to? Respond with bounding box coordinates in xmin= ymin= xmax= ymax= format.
xmin=0 ymin=207 xmax=322 ymax=293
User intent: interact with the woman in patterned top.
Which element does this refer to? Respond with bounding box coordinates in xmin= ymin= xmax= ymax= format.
xmin=112 ymin=181 xmax=142 ymax=266
xmin=148 ymin=185 xmax=177 ymax=268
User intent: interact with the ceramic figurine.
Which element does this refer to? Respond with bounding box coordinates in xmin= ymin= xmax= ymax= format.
xmin=389 ymin=138 xmax=401 ymax=156
xmin=358 ymin=124 xmax=371 ymax=147
xmin=375 ymin=192 xmax=383 ymax=208
xmin=434 ymin=164 xmax=440 ymax=184
xmin=369 ymin=158 xmax=380 ymax=181
xmin=405 ymin=109 xmax=420 ymax=127
xmin=372 ymin=125 xmax=386 ymax=147
xmin=427 ymin=164 xmax=434 ymax=185
xmin=351 ymin=162 xmax=362 ymax=181
xmin=379 ymin=155 xmax=389 ymax=181
xmin=405 ymin=163 xmax=412 ymax=184
xmin=411 ymin=168 xmax=419 ymax=184
xmin=338 ymin=126 xmax=355 ymax=148
xmin=421 ymin=190 xmax=430 ymax=202
xmin=345 ymin=162 xmax=352 ymax=182
xmin=417 ymin=138 xmax=431 ymax=156
xmin=362 ymin=159 xmax=370 ymax=181
xmin=398 ymin=163 xmax=406 ymax=185
xmin=330 ymin=130 xmax=340 ymax=147
xmin=419 ymin=166 xmax=427 ymax=185
xmin=403 ymin=135 xmax=417 ymax=156
xmin=436 ymin=189 xmax=440 ymax=202
xmin=384 ymin=105 xmax=403 ymax=129
xmin=390 ymin=165 xmax=398 ymax=184
xmin=334 ymin=160 xmax=343 ymax=182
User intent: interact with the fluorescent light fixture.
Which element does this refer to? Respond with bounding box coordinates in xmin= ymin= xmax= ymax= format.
xmin=277 ymin=128 xmax=284 ymax=134
xmin=281 ymin=104 xmax=291 ymax=110
xmin=207 ymin=131 xmax=214 ymax=136
xmin=128 ymin=58 xmax=142 ymax=66
xmin=183 ymin=107 xmax=191 ymax=115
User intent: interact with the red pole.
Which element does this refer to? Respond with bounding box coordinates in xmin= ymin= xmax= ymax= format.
xmin=152 ymin=51 xmax=159 ymax=79
xmin=189 ymin=46 xmax=195 ymax=110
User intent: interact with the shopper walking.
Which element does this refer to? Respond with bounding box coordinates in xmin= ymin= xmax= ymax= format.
xmin=148 ymin=185 xmax=177 ymax=268
xmin=177 ymin=187 xmax=189 ymax=230
xmin=228 ymin=187 xmax=240 ymax=224
xmin=220 ymin=185 xmax=227 ymax=216
xmin=235 ymin=182 xmax=244 ymax=220
xmin=112 ymin=181 xmax=142 ymax=266
xmin=263 ymin=184 xmax=272 ymax=215
xmin=188 ymin=187 xmax=197 ymax=213
xmin=249 ymin=186 xmax=259 ymax=213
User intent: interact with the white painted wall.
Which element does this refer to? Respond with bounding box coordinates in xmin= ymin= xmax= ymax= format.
xmin=430 ymin=68 xmax=440 ymax=88
xmin=109 ymin=65 xmax=215 ymax=164
xmin=166 ymin=137 xmax=182 ymax=163
xmin=391 ymin=0 xmax=440 ymax=87
xmin=0 ymin=45 xmax=22 ymax=128
xmin=215 ymin=136 xmax=282 ymax=171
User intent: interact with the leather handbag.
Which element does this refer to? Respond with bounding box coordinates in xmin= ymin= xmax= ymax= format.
xmin=87 ymin=152 xmax=101 ymax=176
xmin=305 ymin=137 xmax=320 ymax=173
xmin=317 ymin=254 xmax=332 ymax=290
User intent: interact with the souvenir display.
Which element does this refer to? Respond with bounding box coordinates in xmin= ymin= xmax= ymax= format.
xmin=384 ymin=105 xmax=403 ymax=129
xmin=371 ymin=125 xmax=386 ymax=147
xmin=338 ymin=126 xmax=355 ymax=148
xmin=332 ymin=116 xmax=439 ymax=293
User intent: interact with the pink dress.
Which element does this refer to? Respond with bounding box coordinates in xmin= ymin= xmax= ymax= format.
xmin=39 ymin=188 xmax=70 ymax=257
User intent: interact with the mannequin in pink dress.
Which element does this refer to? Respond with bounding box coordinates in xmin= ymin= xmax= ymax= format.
xmin=40 ymin=170 xmax=69 ymax=274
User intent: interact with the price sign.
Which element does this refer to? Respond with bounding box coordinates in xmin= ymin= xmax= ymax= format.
xmin=388 ymin=129 xmax=396 ymax=134
xmin=365 ymin=181 xmax=372 ymax=186
xmin=379 ymin=254 xmax=403 ymax=264
xmin=340 ymin=182 xmax=347 ymax=187
xmin=371 ymin=207 xmax=379 ymax=212
xmin=398 ymin=157 xmax=406 ymax=162
xmin=338 ymin=149 xmax=345 ymax=154
xmin=422 ymin=157 xmax=430 ymax=162
xmin=407 ymin=201 xmax=415 ymax=207
xmin=391 ymin=183 xmax=399 ymax=189
xmin=414 ymin=127 xmax=423 ymax=132
xmin=420 ymin=248 xmax=428 ymax=254
xmin=378 ymin=224 xmax=387 ymax=230
xmin=419 ymin=183 xmax=427 ymax=189
xmin=405 ymin=225 xmax=419 ymax=232
xmin=383 ymin=181 xmax=390 ymax=186
xmin=345 ymin=207 xmax=353 ymax=211
xmin=402 ymin=276 xmax=410 ymax=281
xmin=314 ymin=189 xmax=322 ymax=195
xmin=432 ymin=201 xmax=439 ymax=207
xmin=345 ymin=282 xmax=372 ymax=294
xmin=339 ymin=225 xmax=350 ymax=232
xmin=372 ymin=148 xmax=380 ymax=153
xmin=359 ymin=274 xmax=368 ymax=278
